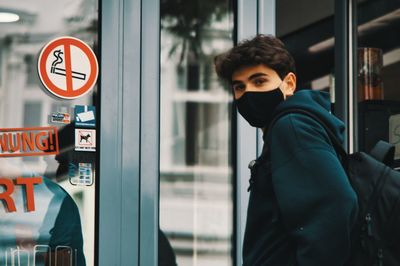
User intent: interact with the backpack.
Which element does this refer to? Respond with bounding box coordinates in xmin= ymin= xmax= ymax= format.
xmin=266 ymin=108 xmax=400 ymax=266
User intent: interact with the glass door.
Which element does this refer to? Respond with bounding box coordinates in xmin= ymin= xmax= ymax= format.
xmin=0 ymin=1 xmax=99 ymax=265
xmin=159 ymin=0 xmax=235 ymax=265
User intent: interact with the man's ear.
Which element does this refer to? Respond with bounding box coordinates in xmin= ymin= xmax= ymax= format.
xmin=283 ymin=72 xmax=296 ymax=97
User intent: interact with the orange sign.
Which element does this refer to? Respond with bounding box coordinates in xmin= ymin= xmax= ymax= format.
xmin=38 ymin=36 xmax=99 ymax=99
xmin=0 ymin=127 xmax=59 ymax=157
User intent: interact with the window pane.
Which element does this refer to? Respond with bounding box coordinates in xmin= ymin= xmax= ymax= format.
xmin=355 ymin=0 xmax=400 ymax=168
xmin=0 ymin=1 xmax=99 ymax=265
xmin=159 ymin=0 xmax=235 ymax=265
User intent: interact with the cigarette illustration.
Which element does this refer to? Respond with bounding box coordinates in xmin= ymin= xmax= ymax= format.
xmin=51 ymin=50 xmax=86 ymax=80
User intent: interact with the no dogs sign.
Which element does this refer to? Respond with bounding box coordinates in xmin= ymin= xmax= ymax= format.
xmin=38 ymin=36 xmax=99 ymax=99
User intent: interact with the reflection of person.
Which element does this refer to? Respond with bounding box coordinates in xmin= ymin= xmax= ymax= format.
xmin=158 ymin=229 xmax=177 ymax=266
xmin=214 ymin=35 xmax=358 ymax=266
xmin=0 ymin=123 xmax=86 ymax=265
xmin=37 ymin=176 xmax=86 ymax=266
xmin=42 ymin=122 xmax=87 ymax=266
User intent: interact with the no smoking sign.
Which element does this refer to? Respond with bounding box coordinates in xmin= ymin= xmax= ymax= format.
xmin=38 ymin=36 xmax=99 ymax=99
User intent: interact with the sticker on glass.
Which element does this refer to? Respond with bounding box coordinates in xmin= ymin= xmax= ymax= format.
xmin=0 ymin=127 xmax=59 ymax=157
xmin=75 ymin=105 xmax=95 ymax=128
xmin=49 ymin=112 xmax=71 ymax=125
xmin=49 ymin=106 xmax=71 ymax=125
xmin=68 ymin=162 xmax=94 ymax=186
xmin=37 ymin=36 xmax=99 ymax=99
xmin=75 ymin=129 xmax=96 ymax=152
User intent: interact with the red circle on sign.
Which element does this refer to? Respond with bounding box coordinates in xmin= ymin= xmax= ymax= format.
xmin=38 ymin=36 xmax=98 ymax=99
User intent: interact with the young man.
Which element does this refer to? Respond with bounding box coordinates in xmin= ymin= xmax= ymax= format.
xmin=215 ymin=34 xmax=358 ymax=265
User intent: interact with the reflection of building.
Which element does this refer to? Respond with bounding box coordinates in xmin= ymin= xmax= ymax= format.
xmin=159 ymin=13 xmax=234 ymax=266
xmin=0 ymin=1 xmax=97 ymax=265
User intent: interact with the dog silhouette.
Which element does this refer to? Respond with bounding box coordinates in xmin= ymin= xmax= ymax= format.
xmin=80 ymin=134 xmax=91 ymax=143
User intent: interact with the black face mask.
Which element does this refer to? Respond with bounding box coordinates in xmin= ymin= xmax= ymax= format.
xmin=235 ymin=88 xmax=284 ymax=128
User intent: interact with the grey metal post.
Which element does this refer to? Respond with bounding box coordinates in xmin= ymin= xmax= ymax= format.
xmin=257 ymin=0 xmax=276 ymax=157
xmin=99 ymin=0 xmax=124 ymax=265
xmin=335 ymin=0 xmax=357 ymax=153
xmin=121 ymin=0 xmax=142 ymax=265
xmin=139 ymin=0 xmax=160 ymax=265
xmin=235 ymin=0 xmax=275 ymax=265
xmin=236 ymin=0 xmax=258 ymax=264
xmin=99 ymin=0 xmax=143 ymax=265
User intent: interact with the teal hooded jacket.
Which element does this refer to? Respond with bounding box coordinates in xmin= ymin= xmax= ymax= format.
xmin=242 ymin=90 xmax=358 ymax=265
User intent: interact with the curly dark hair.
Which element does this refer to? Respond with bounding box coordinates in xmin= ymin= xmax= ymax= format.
xmin=214 ymin=34 xmax=296 ymax=83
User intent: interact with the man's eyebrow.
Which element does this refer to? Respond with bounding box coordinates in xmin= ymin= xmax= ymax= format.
xmin=248 ymin=73 xmax=268 ymax=80
xmin=231 ymin=72 xmax=269 ymax=85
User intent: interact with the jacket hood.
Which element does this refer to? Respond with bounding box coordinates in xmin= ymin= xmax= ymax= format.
xmin=270 ymin=89 xmax=345 ymax=144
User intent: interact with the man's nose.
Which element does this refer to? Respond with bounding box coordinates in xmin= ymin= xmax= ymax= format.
xmin=244 ymin=83 xmax=258 ymax=92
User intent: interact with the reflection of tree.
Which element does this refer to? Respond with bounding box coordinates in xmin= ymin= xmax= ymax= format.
xmin=161 ymin=0 xmax=231 ymax=166
xmin=161 ymin=0 xmax=229 ymax=64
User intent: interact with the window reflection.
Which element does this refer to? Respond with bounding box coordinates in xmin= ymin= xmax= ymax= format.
xmin=159 ymin=0 xmax=234 ymax=265
xmin=355 ymin=0 xmax=400 ymax=166
xmin=0 ymin=0 xmax=98 ymax=265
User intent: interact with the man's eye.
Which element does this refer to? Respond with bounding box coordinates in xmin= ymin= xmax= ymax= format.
xmin=254 ymin=79 xmax=266 ymax=85
xmin=233 ymin=84 xmax=245 ymax=91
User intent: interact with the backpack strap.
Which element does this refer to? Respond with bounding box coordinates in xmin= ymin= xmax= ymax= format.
xmin=265 ymin=108 xmax=349 ymax=170
xmin=247 ymin=142 xmax=270 ymax=192
xmin=369 ymin=140 xmax=395 ymax=167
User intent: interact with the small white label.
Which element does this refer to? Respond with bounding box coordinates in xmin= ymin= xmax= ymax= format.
xmin=389 ymin=114 xmax=400 ymax=160
xmin=77 ymin=110 xmax=95 ymax=122
xmin=49 ymin=112 xmax=71 ymax=124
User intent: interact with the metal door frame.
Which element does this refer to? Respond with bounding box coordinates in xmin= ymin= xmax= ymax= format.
xmin=98 ymin=0 xmax=160 ymax=265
